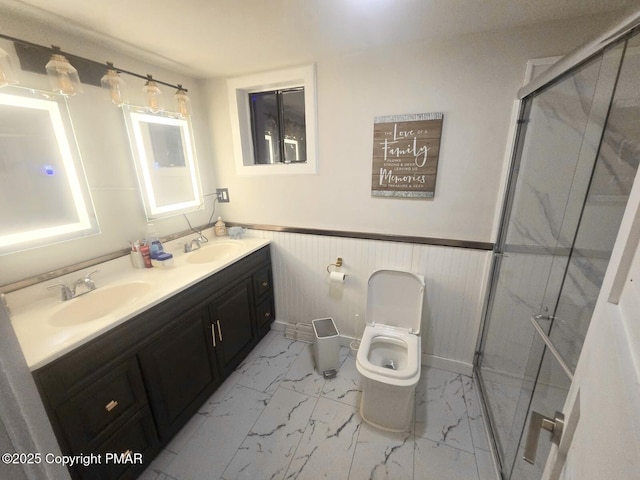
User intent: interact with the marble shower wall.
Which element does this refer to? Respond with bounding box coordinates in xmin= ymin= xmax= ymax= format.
xmin=505 ymin=58 xmax=601 ymax=251
xmin=479 ymin=253 xmax=554 ymax=380
xmin=246 ymin=230 xmax=492 ymax=371
xmin=479 ymin=226 xmax=617 ymax=388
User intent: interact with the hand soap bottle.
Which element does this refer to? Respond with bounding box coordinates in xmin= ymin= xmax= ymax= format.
xmin=214 ymin=217 xmax=227 ymax=237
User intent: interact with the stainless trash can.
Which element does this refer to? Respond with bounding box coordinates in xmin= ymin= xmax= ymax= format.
xmin=312 ymin=317 xmax=340 ymax=377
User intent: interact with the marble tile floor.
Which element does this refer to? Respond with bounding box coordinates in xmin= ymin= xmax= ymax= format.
xmin=140 ymin=330 xmax=499 ymax=480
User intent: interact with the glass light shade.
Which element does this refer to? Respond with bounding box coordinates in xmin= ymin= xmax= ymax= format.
xmin=142 ymin=78 xmax=163 ymax=113
xmin=0 ymin=48 xmax=18 ymax=87
xmin=174 ymin=87 xmax=191 ymax=117
xmin=100 ymin=68 xmax=129 ymax=106
xmin=45 ymin=53 xmax=82 ymax=96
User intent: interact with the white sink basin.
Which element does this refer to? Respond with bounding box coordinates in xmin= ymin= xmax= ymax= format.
xmin=49 ymin=281 xmax=153 ymax=326
xmin=185 ymin=242 xmax=242 ymax=264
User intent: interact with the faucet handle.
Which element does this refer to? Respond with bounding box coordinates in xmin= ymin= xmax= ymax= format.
xmin=183 ymin=239 xmax=202 ymax=252
xmin=78 ymin=270 xmax=99 ymax=290
xmin=86 ymin=270 xmax=99 ymax=280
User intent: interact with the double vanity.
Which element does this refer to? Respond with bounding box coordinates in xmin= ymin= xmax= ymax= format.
xmin=9 ymin=233 xmax=275 ymax=480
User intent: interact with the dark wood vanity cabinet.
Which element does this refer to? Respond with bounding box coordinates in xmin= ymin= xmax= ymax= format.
xmin=32 ymin=246 xmax=275 ymax=480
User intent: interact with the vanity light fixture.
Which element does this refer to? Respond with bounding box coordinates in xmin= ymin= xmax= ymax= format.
xmin=45 ymin=46 xmax=82 ymax=96
xmin=174 ymin=84 xmax=191 ymax=117
xmin=0 ymin=33 xmax=190 ymax=111
xmin=142 ymin=75 xmax=163 ymax=113
xmin=100 ymin=62 xmax=129 ymax=106
xmin=0 ymin=47 xmax=18 ymax=87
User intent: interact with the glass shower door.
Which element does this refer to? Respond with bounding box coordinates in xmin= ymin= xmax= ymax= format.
xmin=509 ymin=32 xmax=640 ymax=479
xmin=476 ymin=40 xmax=625 ymax=479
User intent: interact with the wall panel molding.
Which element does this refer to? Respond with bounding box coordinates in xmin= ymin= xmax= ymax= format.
xmin=251 ymin=229 xmax=492 ymax=366
xmin=233 ymin=223 xmax=494 ymax=251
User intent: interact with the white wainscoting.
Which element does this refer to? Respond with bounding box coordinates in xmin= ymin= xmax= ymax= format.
xmin=248 ymin=230 xmax=493 ymax=375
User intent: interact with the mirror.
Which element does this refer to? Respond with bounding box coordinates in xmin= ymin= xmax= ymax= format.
xmin=0 ymin=86 xmax=99 ymax=256
xmin=122 ymin=105 xmax=203 ymax=220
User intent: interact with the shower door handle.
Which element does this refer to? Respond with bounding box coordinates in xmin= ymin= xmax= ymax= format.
xmin=523 ymin=410 xmax=564 ymax=464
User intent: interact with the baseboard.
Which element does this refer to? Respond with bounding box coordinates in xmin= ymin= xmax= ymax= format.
xmin=272 ymin=320 xmax=287 ymax=332
xmin=423 ymin=353 xmax=473 ymax=376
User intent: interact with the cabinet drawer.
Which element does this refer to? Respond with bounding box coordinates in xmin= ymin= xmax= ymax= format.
xmin=256 ymin=296 xmax=274 ymax=328
xmin=75 ymin=407 xmax=159 ymax=480
xmin=253 ymin=267 xmax=272 ymax=301
xmin=55 ymin=357 xmax=147 ymax=452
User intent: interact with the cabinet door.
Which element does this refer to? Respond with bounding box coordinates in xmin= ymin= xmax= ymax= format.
xmin=209 ymin=279 xmax=256 ymax=377
xmin=138 ymin=308 xmax=220 ymax=441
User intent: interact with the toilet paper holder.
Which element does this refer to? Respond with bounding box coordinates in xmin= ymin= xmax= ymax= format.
xmin=326 ymin=257 xmax=343 ymax=273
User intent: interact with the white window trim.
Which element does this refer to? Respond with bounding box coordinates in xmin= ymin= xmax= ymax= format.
xmin=227 ymin=64 xmax=318 ymax=175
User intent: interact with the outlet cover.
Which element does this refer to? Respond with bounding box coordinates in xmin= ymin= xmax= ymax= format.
xmin=216 ymin=188 xmax=230 ymax=203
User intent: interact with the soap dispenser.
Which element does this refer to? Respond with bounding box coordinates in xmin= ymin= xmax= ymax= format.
xmin=214 ymin=217 xmax=227 ymax=237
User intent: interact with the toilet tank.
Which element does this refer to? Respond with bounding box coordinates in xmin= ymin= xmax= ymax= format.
xmin=366 ymin=270 xmax=425 ymax=334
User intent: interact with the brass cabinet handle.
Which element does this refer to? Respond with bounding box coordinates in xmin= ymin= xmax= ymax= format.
xmin=105 ymin=400 xmax=119 ymax=412
xmin=264 ymin=312 xmax=271 ymax=318
xmin=261 ymin=281 xmax=269 ymax=287
xmin=216 ymin=320 xmax=223 ymax=341
xmin=211 ymin=324 xmax=216 ymax=347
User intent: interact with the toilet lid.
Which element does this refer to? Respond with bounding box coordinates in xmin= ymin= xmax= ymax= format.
xmin=366 ymin=270 xmax=425 ymax=334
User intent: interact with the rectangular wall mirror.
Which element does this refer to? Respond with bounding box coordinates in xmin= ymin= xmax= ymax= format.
xmin=123 ymin=105 xmax=203 ymax=220
xmin=0 ymin=86 xmax=99 ymax=256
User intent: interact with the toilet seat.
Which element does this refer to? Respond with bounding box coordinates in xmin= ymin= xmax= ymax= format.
xmin=366 ymin=270 xmax=424 ymax=333
xmin=356 ymin=324 xmax=420 ymax=387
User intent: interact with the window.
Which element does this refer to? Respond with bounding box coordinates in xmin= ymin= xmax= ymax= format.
xmin=228 ymin=65 xmax=317 ymax=175
xmin=250 ymin=88 xmax=306 ymax=165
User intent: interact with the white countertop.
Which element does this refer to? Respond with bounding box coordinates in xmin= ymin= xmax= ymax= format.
xmin=8 ymin=230 xmax=270 ymax=371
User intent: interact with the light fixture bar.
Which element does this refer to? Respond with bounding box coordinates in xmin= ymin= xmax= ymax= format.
xmin=0 ymin=32 xmax=187 ymax=92
xmin=104 ymin=64 xmax=187 ymax=91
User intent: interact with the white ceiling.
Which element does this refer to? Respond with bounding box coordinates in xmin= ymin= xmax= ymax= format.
xmin=4 ymin=0 xmax=638 ymax=78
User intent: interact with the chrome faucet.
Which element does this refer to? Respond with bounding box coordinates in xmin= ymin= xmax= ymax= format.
xmin=184 ymin=237 xmax=203 ymax=253
xmin=48 ymin=270 xmax=99 ymax=301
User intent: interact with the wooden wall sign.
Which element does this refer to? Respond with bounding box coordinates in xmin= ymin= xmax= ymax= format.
xmin=371 ymin=112 xmax=443 ymax=199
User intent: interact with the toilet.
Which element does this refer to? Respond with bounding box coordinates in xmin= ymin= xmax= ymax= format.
xmin=356 ymin=269 xmax=425 ymax=432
